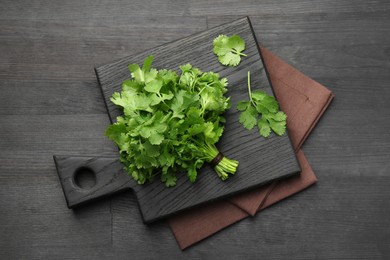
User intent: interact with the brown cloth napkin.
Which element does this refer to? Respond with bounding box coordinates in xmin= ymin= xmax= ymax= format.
xmin=168 ymin=47 xmax=334 ymax=249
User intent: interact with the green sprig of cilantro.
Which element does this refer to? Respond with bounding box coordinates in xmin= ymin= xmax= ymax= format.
xmin=237 ymin=71 xmax=287 ymax=137
xmin=105 ymin=55 xmax=239 ymax=187
xmin=213 ymin=34 xmax=247 ymax=66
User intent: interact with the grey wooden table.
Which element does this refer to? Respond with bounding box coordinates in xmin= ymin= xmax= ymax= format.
xmin=1 ymin=1 xmax=389 ymax=259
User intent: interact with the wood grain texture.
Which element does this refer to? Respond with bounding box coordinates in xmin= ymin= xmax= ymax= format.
xmin=1 ymin=0 xmax=390 ymax=258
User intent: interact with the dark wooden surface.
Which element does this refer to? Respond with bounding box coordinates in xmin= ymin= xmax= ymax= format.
xmin=54 ymin=18 xmax=300 ymax=223
xmin=1 ymin=0 xmax=389 ymax=259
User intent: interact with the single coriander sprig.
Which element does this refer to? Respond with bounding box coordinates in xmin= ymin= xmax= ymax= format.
xmin=213 ymin=34 xmax=247 ymax=67
xmin=237 ymin=71 xmax=287 ymax=138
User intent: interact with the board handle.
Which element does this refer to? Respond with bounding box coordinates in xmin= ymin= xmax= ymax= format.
xmin=53 ymin=155 xmax=133 ymax=208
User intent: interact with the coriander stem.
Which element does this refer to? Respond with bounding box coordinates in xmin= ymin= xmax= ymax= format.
xmin=156 ymin=93 xmax=171 ymax=110
xmin=198 ymin=86 xmax=206 ymax=95
xmin=232 ymin=49 xmax=247 ymax=57
xmin=247 ymin=71 xmax=252 ymax=102
xmin=161 ymin=100 xmax=170 ymax=110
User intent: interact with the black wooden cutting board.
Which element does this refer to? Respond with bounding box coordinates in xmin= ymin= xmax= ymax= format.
xmin=54 ymin=17 xmax=300 ymax=223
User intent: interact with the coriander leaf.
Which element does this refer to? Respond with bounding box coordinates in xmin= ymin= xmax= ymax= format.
xmin=186 ymin=107 xmax=204 ymax=124
xmin=260 ymin=95 xmax=279 ymax=113
xmin=188 ymin=123 xmax=206 ymax=136
xmin=110 ymin=92 xmax=126 ymax=108
xmin=170 ymin=90 xmax=199 ymax=118
xmin=144 ymin=79 xmax=163 ymax=93
xmin=220 ymin=77 xmax=228 ymax=88
xmin=138 ymin=125 xmax=157 ymax=139
xmin=149 ymin=132 xmax=164 ymax=145
xmin=138 ymin=112 xmax=167 ymax=145
xmin=130 ymin=168 xmax=145 ymax=184
xmin=122 ymin=79 xmax=141 ymax=93
xmin=142 ymin=55 xmax=153 ymax=72
xmin=236 ymin=101 xmax=250 ymax=111
xmin=239 ymin=106 xmax=257 ymax=130
xmin=199 ymin=86 xmax=223 ymax=111
xmin=144 ymin=69 xmax=158 ymax=83
xmin=179 ymin=72 xmax=195 ymax=89
xmin=268 ymin=111 xmax=287 ymax=122
xmin=212 ymin=120 xmax=224 ymax=139
xmin=128 ymin=55 xmax=158 ymax=84
xmin=251 ymin=90 xmax=267 ymax=101
xmin=218 ymin=52 xmax=241 ymax=67
xmin=159 ymin=151 xmax=175 ymax=167
xmin=228 ymin=34 xmax=246 ymax=52
xmin=161 ymin=172 xmax=177 ymax=187
xmin=179 ymin=63 xmax=192 ymax=72
xmin=105 ymin=123 xmax=127 ymax=146
xmin=187 ymin=159 xmax=204 ymax=183
xmin=258 ymin=117 xmax=271 ymax=137
xmin=150 ymin=92 xmax=174 ymax=106
xmin=269 ymin=119 xmax=287 ymax=136
xmin=213 ymin=34 xmax=247 ymax=67
xmin=187 ymin=162 xmax=198 ymax=183
xmin=159 ymin=69 xmax=178 ymax=85
xmin=143 ymin=141 xmax=160 ymax=157
xmin=212 ymin=35 xmax=230 ymax=55
xmin=134 ymin=153 xmax=157 ymax=169
xmin=203 ymin=122 xmax=219 ymax=143
xmin=127 ymin=63 xmax=142 ymax=80
xmin=119 ymin=93 xmax=152 ymax=115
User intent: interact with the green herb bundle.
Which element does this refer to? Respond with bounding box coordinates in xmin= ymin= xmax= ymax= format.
xmin=105 ymin=55 xmax=238 ymax=187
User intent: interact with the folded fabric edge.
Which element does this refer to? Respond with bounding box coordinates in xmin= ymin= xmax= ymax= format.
xmin=167 ymin=201 xmax=249 ymax=250
xmin=228 ymin=180 xmax=277 ymax=216
xmin=229 ymin=149 xmax=317 ymax=215
xmin=257 ymin=150 xmax=317 ymax=212
xmin=296 ymin=92 xmax=335 ymax=151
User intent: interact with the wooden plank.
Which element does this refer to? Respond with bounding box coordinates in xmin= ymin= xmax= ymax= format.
xmin=0 ymin=16 xmax=207 ymax=66
xmin=0 ymin=114 xmax=116 ymax=156
xmin=189 ymin=0 xmax=390 ymax=16
xmin=0 ymin=162 xmax=112 ymax=253
xmin=0 ymin=16 xmax=206 ymax=80
xmin=0 ymin=1 xmax=192 ymax=19
xmin=0 ymin=79 xmax=106 ymax=115
xmin=0 ymin=114 xmax=114 ymax=256
xmin=109 ymin=174 xmax=390 ymax=259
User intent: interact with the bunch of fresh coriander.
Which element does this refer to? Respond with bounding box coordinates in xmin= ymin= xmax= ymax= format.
xmin=105 ymin=55 xmax=239 ymax=187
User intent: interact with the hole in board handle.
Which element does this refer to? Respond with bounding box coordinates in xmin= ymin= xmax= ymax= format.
xmin=73 ymin=166 xmax=97 ymax=189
